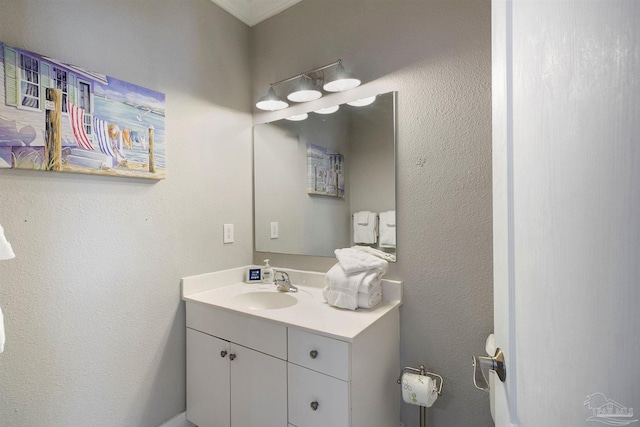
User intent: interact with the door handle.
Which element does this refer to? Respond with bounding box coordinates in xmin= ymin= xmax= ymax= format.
xmin=472 ymin=348 xmax=506 ymax=391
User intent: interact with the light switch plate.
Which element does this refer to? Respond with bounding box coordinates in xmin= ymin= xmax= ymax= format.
xmin=223 ymin=224 xmax=234 ymax=243
xmin=270 ymin=222 xmax=278 ymax=239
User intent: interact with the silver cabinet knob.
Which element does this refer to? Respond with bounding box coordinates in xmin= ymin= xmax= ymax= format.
xmin=310 ymin=401 xmax=319 ymax=411
xmin=229 ymin=353 xmax=236 ymax=361
xmin=220 ymin=350 xmax=228 ymax=358
xmin=310 ymin=350 xmax=318 ymax=359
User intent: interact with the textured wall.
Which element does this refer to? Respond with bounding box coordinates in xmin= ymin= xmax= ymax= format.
xmin=0 ymin=1 xmax=252 ymax=426
xmin=251 ymin=1 xmax=494 ymax=426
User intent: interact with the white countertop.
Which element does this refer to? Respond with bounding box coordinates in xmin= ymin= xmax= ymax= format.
xmin=181 ymin=266 xmax=402 ymax=342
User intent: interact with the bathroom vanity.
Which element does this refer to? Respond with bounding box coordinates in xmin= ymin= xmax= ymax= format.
xmin=181 ymin=266 xmax=402 ymax=427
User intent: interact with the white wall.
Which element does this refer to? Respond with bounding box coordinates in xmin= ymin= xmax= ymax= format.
xmin=252 ymin=1 xmax=494 ymax=426
xmin=0 ymin=1 xmax=252 ymax=425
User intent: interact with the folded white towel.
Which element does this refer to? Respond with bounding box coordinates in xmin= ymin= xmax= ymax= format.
xmin=358 ymin=268 xmax=385 ymax=293
xmin=335 ymin=248 xmax=388 ymax=274
xmin=379 ymin=210 xmax=396 ymax=248
xmin=353 ymin=211 xmax=377 ymax=244
xmin=352 ymin=245 xmax=396 ymax=262
xmin=323 ymin=263 xmax=367 ymax=310
xmin=0 ymin=305 xmax=5 ymax=353
xmin=357 ymin=285 xmax=383 ymax=309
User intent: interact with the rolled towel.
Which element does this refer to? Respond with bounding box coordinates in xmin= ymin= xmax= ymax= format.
xmin=335 ymin=248 xmax=388 ymax=274
xmin=358 ymin=289 xmax=382 ymax=309
xmin=323 ymin=263 xmax=367 ymax=310
xmin=358 ymin=268 xmax=385 ymax=293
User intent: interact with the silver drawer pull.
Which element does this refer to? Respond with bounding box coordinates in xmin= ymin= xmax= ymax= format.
xmin=310 ymin=350 xmax=318 ymax=359
xmin=310 ymin=401 xmax=319 ymax=411
xmin=220 ymin=350 xmax=228 ymax=358
xmin=229 ymin=353 xmax=236 ymax=361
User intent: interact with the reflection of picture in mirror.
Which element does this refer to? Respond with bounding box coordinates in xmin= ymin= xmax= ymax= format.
xmin=307 ymin=143 xmax=344 ymax=198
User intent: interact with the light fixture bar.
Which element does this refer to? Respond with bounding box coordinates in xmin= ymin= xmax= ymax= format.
xmin=267 ymin=60 xmax=341 ymax=88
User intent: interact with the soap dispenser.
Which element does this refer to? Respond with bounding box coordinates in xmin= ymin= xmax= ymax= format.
xmin=262 ymin=259 xmax=274 ymax=284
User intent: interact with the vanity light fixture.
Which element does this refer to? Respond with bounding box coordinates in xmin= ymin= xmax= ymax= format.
xmin=287 ymin=74 xmax=322 ymax=103
xmin=285 ymin=113 xmax=308 ymax=121
xmin=314 ymin=105 xmax=340 ymax=115
xmin=347 ymin=96 xmax=377 ymax=107
xmin=256 ymin=59 xmax=361 ymax=111
xmin=0 ymin=223 xmax=15 ymax=261
xmin=256 ymin=86 xmax=289 ymax=111
xmin=323 ymin=60 xmax=361 ymax=92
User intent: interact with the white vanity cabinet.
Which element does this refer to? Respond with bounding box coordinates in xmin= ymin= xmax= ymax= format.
xmin=286 ymin=311 xmax=399 ymax=427
xmin=182 ymin=268 xmax=402 ymax=427
xmin=186 ymin=302 xmax=288 ymax=427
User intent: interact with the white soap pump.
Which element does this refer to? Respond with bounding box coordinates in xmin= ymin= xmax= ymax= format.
xmin=262 ymin=259 xmax=274 ymax=284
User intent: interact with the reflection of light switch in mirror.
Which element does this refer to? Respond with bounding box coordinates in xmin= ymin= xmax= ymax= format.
xmin=270 ymin=222 xmax=279 ymax=239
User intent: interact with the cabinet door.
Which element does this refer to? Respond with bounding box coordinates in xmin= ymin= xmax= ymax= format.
xmin=187 ymin=328 xmax=231 ymax=427
xmin=230 ymin=343 xmax=287 ymax=427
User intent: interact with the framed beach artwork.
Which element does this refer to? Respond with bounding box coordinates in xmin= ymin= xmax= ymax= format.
xmin=0 ymin=42 xmax=165 ymax=180
xmin=306 ymin=143 xmax=344 ymax=198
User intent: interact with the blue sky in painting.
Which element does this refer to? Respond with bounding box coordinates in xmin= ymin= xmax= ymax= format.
xmin=93 ymin=77 xmax=165 ymax=114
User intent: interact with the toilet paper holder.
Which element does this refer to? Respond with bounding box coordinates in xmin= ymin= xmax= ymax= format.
xmin=397 ymin=365 xmax=444 ymax=396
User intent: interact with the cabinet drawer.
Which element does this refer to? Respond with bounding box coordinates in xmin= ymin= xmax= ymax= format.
xmin=288 ymin=328 xmax=350 ymax=380
xmin=288 ymin=363 xmax=349 ymax=427
xmin=186 ymin=302 xmax=287 ymax=360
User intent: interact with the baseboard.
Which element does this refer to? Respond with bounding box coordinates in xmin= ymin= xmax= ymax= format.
xmin=158 ymin=411 xmax=194 ymax=427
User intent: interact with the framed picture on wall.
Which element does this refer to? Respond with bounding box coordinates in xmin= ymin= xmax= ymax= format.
xmin=0 ymin=41 xmax=166 ymax=180
xmin=306 ymin=143 xmax=344 ymax=198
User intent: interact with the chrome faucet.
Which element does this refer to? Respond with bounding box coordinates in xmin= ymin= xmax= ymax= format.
xmin=274 ymin=270 xmax=298 ymax=293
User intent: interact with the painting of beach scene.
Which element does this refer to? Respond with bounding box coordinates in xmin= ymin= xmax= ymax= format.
xmin=307 ymin=143 xmax=344 ymax=198
xmin=0 ymin=42 xmax=165 ymax=179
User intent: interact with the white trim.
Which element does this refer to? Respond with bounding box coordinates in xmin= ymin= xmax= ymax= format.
xmin=210 ymin=0 xmax=303 ymax=26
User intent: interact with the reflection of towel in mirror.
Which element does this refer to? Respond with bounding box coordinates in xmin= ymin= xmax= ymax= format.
xmin=379 ymin=210 xmax=396 ymax=248
xmin=353 ymin=211 xmax=377 ymax=244
xmin=0 ymin=305 xmax=5 ymax=353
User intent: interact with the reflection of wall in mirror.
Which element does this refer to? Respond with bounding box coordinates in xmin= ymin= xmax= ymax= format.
xmin=349 ymin=95 xmax=395 ymax=252
xmin=254 ymin=112 xmax=351 ymax=257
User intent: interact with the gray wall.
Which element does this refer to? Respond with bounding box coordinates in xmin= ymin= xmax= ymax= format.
xmin=252 ymin=1 xmax=494 ymax=426
xmin=0 ymin=1 xmax=252 ymax=425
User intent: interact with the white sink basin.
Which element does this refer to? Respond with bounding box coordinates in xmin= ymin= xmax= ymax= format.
xmin=230 ymin=291 xmax=297 ymax=310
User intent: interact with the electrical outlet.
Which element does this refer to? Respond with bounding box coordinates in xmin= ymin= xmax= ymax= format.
xmin=223 ymin=224 xmax=234 ymax=244
xmin=270 ymin=222 xmax=279 ymax=239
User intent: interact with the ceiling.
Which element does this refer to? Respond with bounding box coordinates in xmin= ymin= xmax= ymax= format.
xmin=210 ymin=0 xmax=304 ymax=26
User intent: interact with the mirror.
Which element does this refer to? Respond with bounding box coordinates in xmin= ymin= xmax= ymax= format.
xmin=254 ymin=91 xmax=396 ymax=259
